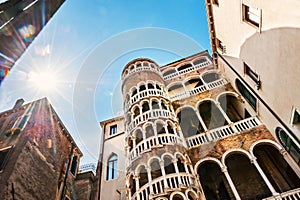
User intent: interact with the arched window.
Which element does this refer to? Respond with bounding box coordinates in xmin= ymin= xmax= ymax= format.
xmin=276 ymin=127 xmax=300 ymax=164
xmin=107 ymin=154 xmax=118 ymax=180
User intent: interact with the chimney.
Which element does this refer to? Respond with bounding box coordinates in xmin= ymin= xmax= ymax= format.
xmin=13 ymin=98 xmax=25 ymax=109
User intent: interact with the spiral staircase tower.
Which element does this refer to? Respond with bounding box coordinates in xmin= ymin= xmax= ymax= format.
xmin=121 ymin=58 xmax=201 ymax=200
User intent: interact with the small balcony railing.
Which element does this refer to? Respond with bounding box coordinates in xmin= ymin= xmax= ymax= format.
xmin=132 ymin=173 xmax=195 ymax=200
xmin=263 ymin=188 xmax=300 ymax=200
xmin=186 ymin=117 xmax=262 ymax=148
xmin=127 ymin=89 xmax=169 ymax=109
xmin=127 ymin=109 xmax=175 ymax=133
xmin=163 ymin=60 xmax=211 ymax=81
xmin=123 ymin=65 xmax=162 ymax=80
xmin=170 ymin=78 xmax=227 ymax=101
xmin=128 ymin=134 xmax=184 ymax=162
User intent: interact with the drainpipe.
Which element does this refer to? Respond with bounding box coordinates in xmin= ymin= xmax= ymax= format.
xmin=61 ymin=143 xmax=74 ymax=200
xmin=98 ymin=123 xmax=107 ymax=200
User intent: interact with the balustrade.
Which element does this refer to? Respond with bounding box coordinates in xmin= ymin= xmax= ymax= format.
xmin=170 ymin=78 xmax=226 ymax=101
xmin=263 ymin=188 xmax=300 ymax=200
xmin=163 ymin=60 xmax=211 ymax=81
xmin=131 ymin=173 xmax=195 ymax=200
xmin=187 ymin=117 xmax=262 ymax=148
xmin=127 ymin=109 xmax=175 ymax=133
xmin=127 ymin=89 xmax=168 ymax=109
xmin=128 ymin=134 xmax=184 ymax=162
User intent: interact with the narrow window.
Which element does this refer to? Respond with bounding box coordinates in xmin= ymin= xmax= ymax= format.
xmin=110 ymin=125 xmax=117 ymax=135
xmin=242 ymin=4 xmax=260 ymax=28
xmin=217 ymin=38 xmax=225 ymax=53
xmin=70 ymin=155 xmax=78 ymax=175
xmin=276 ymin=127 xmax=300 ymax=164
xmin=244 ymin=62 xmax=260 ymax=89
xmin=212 ymin=0 xmax=219 ymax=6
xmin=292 ymin=109 xmax=300 ymax=126
xmin=236 ymin=79 xmax=257 ymax=111
xmin=0 ymin=146 xmax=13 ymax=171
xmin=107 ymin=154 xmax=118 ymax=180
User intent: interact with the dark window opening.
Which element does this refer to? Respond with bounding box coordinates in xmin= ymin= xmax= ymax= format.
xmin=276 ymin=127 xmax=300 ymax=165
xmin=156 ymin=123 xmax=165 ymax=135
xmin=236 ymin=79 xmax=257 ymax=111
xmin=292 ymin=109 xmax=300 ymax=126
xmin=110 ymin=125 xmax=117 ymax=135
xmin=139 ymin=85 xmax=146 ymax=92
xmin=177 ymin=63 xmax=192 ymax=72
xmin=202 ymin=72 xmax=220 ymax=83
xmin=152 ymin=101 xmax=159 ymax=110
xmin=139 ymin=166 xmax=148 ymax=187
xmin=70 ymin=156 xmax=78 ymax=175
xmin=151 ymin=160 xmax=162 ymax=180
xmin=18 ymin=115 xmax=29 ymax=129
xmin=147 ymin=83 xmax=154 ymax=89
xmin=0 ymin=147 xmax=12 ymax=171
xmin=164 ymin=157 xmax=175 ymax=174
xmin=163 ymin=69 xmax=176 ymax=77
xmin=193 ymin=58 xmax=206 ymax=66
xmin=177 ymin=107 xmax=204 ymax=137
xmin=244 ymin=62 xmax=259 ymax=83
xmin=142 ymin=102 xmax=149 ymax=112
xmin=132 ymin=88 xmax=137 ymax=97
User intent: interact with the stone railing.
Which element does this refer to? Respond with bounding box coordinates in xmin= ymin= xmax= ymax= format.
xmin=123 ymin=65 xmax=162 ymax=80
xmin=187 ymin=117 xmax=261 ymax=148
xmin=128 ymin=134 xmax=184 ymax=162
xmin=263 ymin=188 xmax=300 ymax=200
xmin=170 ymin=78 xmax=227 ymax=101
xmin=127 ymin=109 xmax=175 ymax=133
xmin=132 ymin=173 xmax=195 ymax=200
xmin=127 ymin=89 xmax=169 ymax=109
xmin=163 ymin=60 xmax=211 ymax=81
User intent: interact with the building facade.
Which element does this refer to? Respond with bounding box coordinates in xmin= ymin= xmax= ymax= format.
xmin=0 ymin=98 xmax=82 ymax=200
xmin=0 ymin=0 xmax=65 ymax=84
xmin=96 ymin=1 xmax=300 ymax=199
xmin=96 ymin=49 xmax=300 ymax=200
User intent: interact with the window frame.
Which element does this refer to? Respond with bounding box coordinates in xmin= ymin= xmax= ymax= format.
xmin=276 ymin=127 xmax=300 ymax=165
xmin=110 ymin=125 xmax=117 ymax=135
xmin=242 ymin=4 xmax=261 ymax=29
xmin=107 ymin=154 xmax=118 ymax=180
xmin=0 ymin=146 xmax=13 ymax=171
xmin=236 ymin=79 xmax=257 ymax=111
xmin=70 ymin=155 xmax=78 ymax=176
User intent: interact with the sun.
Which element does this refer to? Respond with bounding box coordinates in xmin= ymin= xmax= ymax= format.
xmin=29 ymin=70 xmax=58 ymax=92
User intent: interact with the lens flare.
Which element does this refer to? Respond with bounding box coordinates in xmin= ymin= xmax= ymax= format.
xmin=29 ymin=70 xmax=57 ymax=92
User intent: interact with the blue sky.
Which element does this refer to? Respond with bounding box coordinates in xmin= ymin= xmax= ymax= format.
xmin=0 ymin=0 xmax=211 ymax=165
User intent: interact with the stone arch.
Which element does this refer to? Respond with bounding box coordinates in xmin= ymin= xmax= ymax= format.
xmin=201 ymin=70 xmax=221 ymax=83
xmin=141 ymin=99 xmax=150 ymax=112
xmin=162 ymin=153 xmax=176 ymax=175
xmin=252 ymin=142 xmax=300 ymax=192
xmin=176 ymin=62 xmax=193 ymax=72
xmin=197 ymin=159 xmax=233 ymax=200
xmin=185 ymin=189 xmax=198 ymax=200
xmin=197 ymin=99 xmax=228 ymax=130
xmin=176 ymin=106 xmax=204 ymax=138
xmin=150 ymin=97 xmax=160 ymax=110
xmin=174 ymin=152 xmax=186 ymax=172
xmin=221 ymin=148 xmax=253 ymax=165
xmin=162 ymin=67 xmax=177 ymax=77
xmin=170 ymin=191 xmax=187 ymax=200
xmin=144 ymin=122 xmax=155 ymax=138
xmin=191 ymin=56 xmax=209 ymax=65
xmin=148 ymin=156 xmax=162 ymax=181
xmin=217 ymin=91 xmax=247 ymax=122
xmin=194 ymin=157 xmax=223 ymax=173
xmin=224 ymin=149 xmax=271 ymax=199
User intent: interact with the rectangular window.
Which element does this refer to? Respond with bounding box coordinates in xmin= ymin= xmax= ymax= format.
xmin=242 ymin=4 xmax=261 ymax=28
xmin=236 ymin=79 xmax=257 ymax=111
xmin=110 ymin=125 xmax=117 ymax=135
xmin=244 ymin=62 xmax=259 ymax=83
xmin=217 ymin=38 xmax=225 ymax=53
xmin=212 ymin=0 xmax=219 ymax=6
xmin=292 ymin=109 xmax=300 ymax=126
xmin=0 ymin=146 xmax=13 ymax=171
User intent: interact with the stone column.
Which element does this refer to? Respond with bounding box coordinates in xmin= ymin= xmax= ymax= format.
xmin=146 ymin=167 xmax=153 ymax=194
xmin=134 ymin=176 xmax=140 ymax=200
xmin=172 ymin=158 xmax=182 ymax=185
xmin=251 ymin=157 xmax=279 ymax=196
xmin=222 ymin=167 xmax=241 ymax=200
xmin=160 ymin=161 xmax=169 ymax=188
